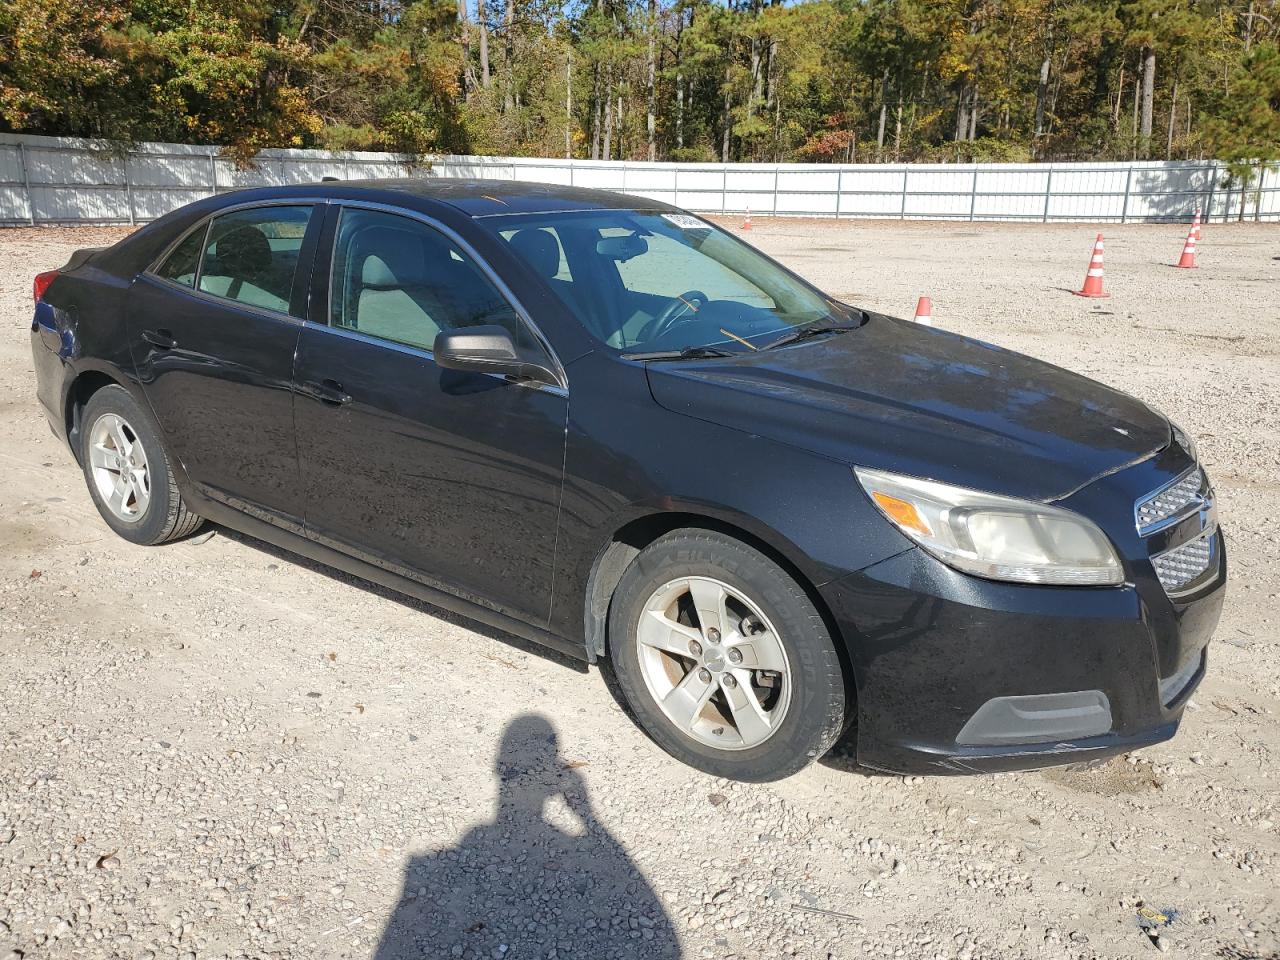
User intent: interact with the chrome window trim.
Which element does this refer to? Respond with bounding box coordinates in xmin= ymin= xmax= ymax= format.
xmin=142 ymin=198 xmax=327 ymax=323
xmin=1134 ymin=465 xmax=1211 ymax=537
xmin=146 ymin=217 xmax=212 ymax=289
xmin=303 ymin=322 xmax=567 ymax=398
xmin=137 ymin=272 xmax=307 ymax=327
xmin=321 ymin=199 xmax=568 ymax=392
xmin=144 ymin=196 xmax=331 ymax=275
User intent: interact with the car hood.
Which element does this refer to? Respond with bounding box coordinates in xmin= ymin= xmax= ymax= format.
xmin=645 ymin=313 xmax=1169 ymax=502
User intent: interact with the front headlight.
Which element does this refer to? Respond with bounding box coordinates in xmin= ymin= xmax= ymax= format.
xmin=855 ymin=467 xmax=1124 ymax=586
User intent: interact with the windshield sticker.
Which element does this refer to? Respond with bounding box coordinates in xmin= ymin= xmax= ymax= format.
xmin=662 ymin=213 xmax=711 ymax=230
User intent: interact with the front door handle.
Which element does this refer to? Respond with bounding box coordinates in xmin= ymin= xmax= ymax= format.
xmin=299 ymin=379 xmax=352 ymax=406
xmin=142 ymin=328 xmax=176 ymax=350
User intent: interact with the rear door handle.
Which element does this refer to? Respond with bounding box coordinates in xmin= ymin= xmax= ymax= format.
xmin=299 ymin=379 xmax=352 ymax=406
xmin=142 ymin=328 xmax=176 ymax=350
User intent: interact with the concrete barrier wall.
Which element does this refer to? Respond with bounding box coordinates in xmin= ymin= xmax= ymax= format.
xmin=2 ymin=132 xmax=1276 ymax=226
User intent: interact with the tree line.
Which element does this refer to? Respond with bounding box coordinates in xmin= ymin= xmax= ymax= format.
xmin=2 ymin=0 xmax=1277 ymax=173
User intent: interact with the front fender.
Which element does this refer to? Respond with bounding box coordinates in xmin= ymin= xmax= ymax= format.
xmin=548 ymin=359 xmax=915 ymax=651
xmin=600 ymin=494 xmax=837 ymax=585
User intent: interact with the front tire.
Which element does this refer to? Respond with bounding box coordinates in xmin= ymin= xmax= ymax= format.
xmin=79 ymin=384 xmax=203 ymax=545
xmin=609 ymin=529 xmax=846 ymax=781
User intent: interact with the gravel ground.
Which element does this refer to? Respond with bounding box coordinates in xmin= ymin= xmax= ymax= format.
xmin=1 ymin=218 xmax=1277 ymax=960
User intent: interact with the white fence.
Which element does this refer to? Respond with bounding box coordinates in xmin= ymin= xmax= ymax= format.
xmin=2 ymin=132 xmax=1277 ymax=226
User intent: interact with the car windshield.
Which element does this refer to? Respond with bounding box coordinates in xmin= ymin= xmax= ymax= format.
xmin=484 ymin=210 xmax=859 ymax=356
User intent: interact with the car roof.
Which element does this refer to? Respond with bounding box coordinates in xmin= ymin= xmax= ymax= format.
xmin=258 ymin=177 xmax=678 ymax=219
xmin=100 ymin=177 xmax=685 ymax=277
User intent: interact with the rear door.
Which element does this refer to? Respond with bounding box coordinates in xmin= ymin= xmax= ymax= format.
xmin=129 ymin=202 xmax=321 ymax=529
xmin=292 ymin=205 xmax=568 ymax=627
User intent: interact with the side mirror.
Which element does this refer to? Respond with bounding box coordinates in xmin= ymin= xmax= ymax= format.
xmin=433 ymin=325 xmax=559 ymax=386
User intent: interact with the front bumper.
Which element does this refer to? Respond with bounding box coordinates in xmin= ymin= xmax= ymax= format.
xmin=820 ymin=538 xmax=1226 ymax=775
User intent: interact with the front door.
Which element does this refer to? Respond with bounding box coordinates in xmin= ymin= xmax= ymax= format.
xmin=129 ymin=203 xmax=320 ymax=528
xmin=293 ymin=206 xmax=568 ymax=627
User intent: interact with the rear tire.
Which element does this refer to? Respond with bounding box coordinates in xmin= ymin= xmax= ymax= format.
xmin=79 ymin=384 xmax=203 ymax=545
xmin=608 ymin=529 xmax=846 ymax=782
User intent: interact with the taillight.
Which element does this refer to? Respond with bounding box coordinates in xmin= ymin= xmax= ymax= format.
xmin=33 ymin=270 xmax=59 ymax=304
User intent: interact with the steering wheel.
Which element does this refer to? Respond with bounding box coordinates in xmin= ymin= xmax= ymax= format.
xmin=646 ymin=290 xmax=710 ymax=341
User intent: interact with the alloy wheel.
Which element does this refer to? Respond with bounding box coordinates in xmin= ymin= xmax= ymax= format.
xmin=87 ymin=412 xmax=151 ymax=523
xmin=636 ymin=576 xmax=792 ymax=750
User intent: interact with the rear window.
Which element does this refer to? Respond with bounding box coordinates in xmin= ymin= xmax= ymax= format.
xmin=197 ymin=206 xmax=313 ymax=313
xmin=154 ymin=226 xmax=205 ymax=288
xmin=153 ymin=205 xmax=314 ymax=314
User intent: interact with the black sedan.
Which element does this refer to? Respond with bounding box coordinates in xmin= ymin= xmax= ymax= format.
xmin=30 ymin=180 xmax=1226 ymax=781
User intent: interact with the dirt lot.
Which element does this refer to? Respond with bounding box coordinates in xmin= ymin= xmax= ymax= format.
xmin=1 ymin=218 xmax=1277 ymax=960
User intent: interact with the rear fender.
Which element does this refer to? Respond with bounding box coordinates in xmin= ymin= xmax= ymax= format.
xmin=32 ymin=301 xmax=74 ymax=358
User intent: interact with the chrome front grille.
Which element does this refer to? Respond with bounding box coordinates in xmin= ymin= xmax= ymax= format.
xmin=1151 ymin=531 xmax=1215 ymax=596
xmin=1136 ymin=464 xmax=1219 ymax=598
xmin=1136 ymin=467 xmax=1205 ymax=535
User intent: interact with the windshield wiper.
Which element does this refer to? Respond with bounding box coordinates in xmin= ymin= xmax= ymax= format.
xmin=763 ymin=320 xmax=858 ymax=351
xmin=621 ymin=345 xmax=737 ymax=361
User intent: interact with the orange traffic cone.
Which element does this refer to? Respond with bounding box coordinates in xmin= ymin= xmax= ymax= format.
xmin=913 ymin=296 xmax=934 ymax=326
xmin=742 ymin=207 xmax=752 ymax=231
xmin=1175 ymin=225 xmax=1197 ymax=269
xmin=1073 ymin=233 xmax=1110 ymax=298
xmin=1191 ymin=206 xmax=1202 ymax=241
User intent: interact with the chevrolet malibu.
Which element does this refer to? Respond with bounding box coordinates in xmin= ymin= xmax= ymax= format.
xmin=30 ymin=180 xmax=1226 ymax=781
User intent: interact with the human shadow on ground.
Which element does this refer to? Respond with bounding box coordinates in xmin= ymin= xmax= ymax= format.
xmin=371 ymin=714 xmax=682 ymax=960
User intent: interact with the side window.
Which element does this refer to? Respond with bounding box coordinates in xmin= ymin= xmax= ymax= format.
xmin=154 ymin=224 xmax=206 ymax=288
xmin=196 ymin=206 xmax=313 ymax=313
xmin=330 ymin=208 xmax=534 ymax=354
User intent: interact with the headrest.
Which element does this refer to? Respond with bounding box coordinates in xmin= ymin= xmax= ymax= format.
xmin=508 ymin=228 xmax=560 ymax=280
xmin=361 ymin=254 xmax=399 ymax=288
xmin=214 ymin=224 xmax=271 ymax=279
xmin=355 ymin=226 xmax=430 ymax=289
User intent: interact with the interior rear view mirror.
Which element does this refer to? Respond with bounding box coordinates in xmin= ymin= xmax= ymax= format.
xmin=596 ymin=234 xmax=648 ymax=262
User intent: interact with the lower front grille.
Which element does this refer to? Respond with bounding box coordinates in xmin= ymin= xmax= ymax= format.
xmin=1151 ymin=531 xmax=1216 ymax=596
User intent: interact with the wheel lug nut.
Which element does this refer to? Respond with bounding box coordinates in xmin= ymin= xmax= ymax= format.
xmin=697 ymin=668 xmax=712 ymax=683
xmin=689 ymin=640 xmax=702 ymax=657
xmin=722 ymin=674 xmax=738 ymax=688
xmin=728 ymin=648 xmax=743 ymax=664
xmin=707 ymin=628 xmax=721 ymax=644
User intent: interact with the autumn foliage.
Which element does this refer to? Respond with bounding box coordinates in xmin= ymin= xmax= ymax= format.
xmin=0 ymin=0 xmax=1276 ymax=169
